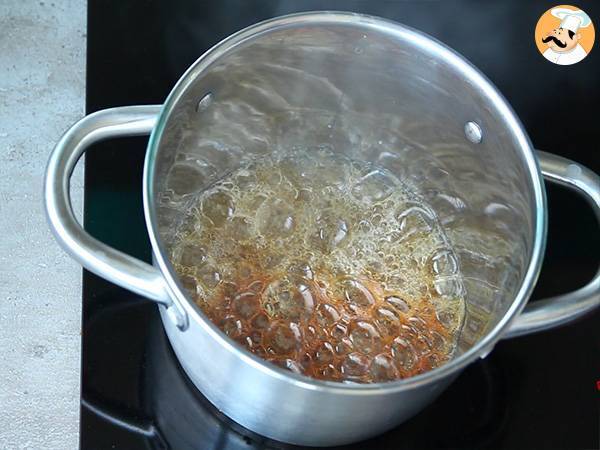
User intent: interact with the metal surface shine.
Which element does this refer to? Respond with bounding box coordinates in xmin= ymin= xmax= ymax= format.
xmin=79 ymin=1 xmax=600 ymax=448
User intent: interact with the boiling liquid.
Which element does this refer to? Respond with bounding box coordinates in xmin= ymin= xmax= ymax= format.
xmin=170 ymin=149 xmax=465 ymax=383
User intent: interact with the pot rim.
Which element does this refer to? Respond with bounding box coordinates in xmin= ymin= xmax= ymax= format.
xmin=143 ymin=11 xmax=547 ymax=394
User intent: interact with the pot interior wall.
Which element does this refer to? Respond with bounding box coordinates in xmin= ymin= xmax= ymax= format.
xmin=152 ymin=19 xmax=537 ymax=355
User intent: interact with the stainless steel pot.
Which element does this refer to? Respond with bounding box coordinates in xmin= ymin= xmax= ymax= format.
xmin=45 ymin=12 xmax=599 ymax=447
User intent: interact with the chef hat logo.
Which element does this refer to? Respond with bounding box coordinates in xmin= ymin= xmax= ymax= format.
xmin=551 ymin=7 xmax=592 ymax=33
xmin=534 ymin=4 xmax=595 ymax=65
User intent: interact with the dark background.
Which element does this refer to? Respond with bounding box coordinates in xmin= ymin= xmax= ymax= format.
xmin=83 ymin=1 xmax=599 ymax=449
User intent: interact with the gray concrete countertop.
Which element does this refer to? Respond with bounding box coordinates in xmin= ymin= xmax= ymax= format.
xmin=0 ymin=1 xmax=85 ymax=448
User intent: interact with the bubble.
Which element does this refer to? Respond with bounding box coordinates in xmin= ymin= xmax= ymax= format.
xmin=436 ymin=307 xmax=459 ymax=329
xmin=415 ymin=334 xmax=433 ymax=356
xmin=385 ymin=295 xmax=409 ymax=313
xmin=371 ymin=214 xmax=383 ymax=225
xmin=249 ymin=330 xmax=262 ymax=346
xmin=267 ymin=322 xmax=301 ymax=355
xmin=288 ymin=261 xmax=314 ymax=280
xmin=166 ymin=164 xmax=208 ymax=196
xmin=315 ymin=303 xmax=340 ymax=327
xmin=358 ymin=219 xmax=371 ymax=233
xmin=304 ymin=325 xmax=320 ymax=347
xmin=179 ymin=274 xmax=199 ymax=299
xmin=221 ymin=316 xmax=243 ymax=338
xmin=395 ymin=203 xmax=435 ymax=239
xmin=331 ymin=323 xmax=348 ymax=340
xmin=426 ymin=353 xmax=441 ymax=368
xmin=391 ymin=338 xmax=417 ymax=371
xmin=229 ymin=216 xmax=253 ymax=240
xmin=407 ymin=316 xmax=428 ymax=334
xmin=318 ymin=364 xmax=339 ymax=380
xmin=197 ymin=265 xmax=221 ymax=289
xmin=430 ymin=331 xmax=447 ymax=353
xmin=315 ymin=342 xmax=335 ymax=364
xmin=314 ymin=213 xmax=349 ymax=252
xmin=434 ymin=277 xmax=464 ymax=298
xmin=349 ymin=320 xmax=382 ymax=354
xmin=202 ymin=191 xmax=234 ymax=226
xmin=178 ymin=244 xmax=207 ymax=267
xmin=251 ymin=312 xmax=270 ymax=330
xmin=374 ymin=307 xmax=401 ymax=336
xmin=369 ymin=354 xmax=399 ymax=382
xmin=299 ymin=352 xmax=313 ymax=371
xmin=256 ymin=198 xmax=295 ymax=239
xmin=247 ymin=280 xmax=264 ymax=293
xmin=295 ymin=188 xmax=312 ymax=203
xmin=341 ymin=279 xmax=375 ymax=311
xmin=341 ymin=352 xmax=370 ymax=378
xmin=232 ymin=292 xmax=260 ymax=319
xmin=430 ymin=249 xmax=458 ymax=276
xmin=248 ymin=193 xmax=267 ymax=210
xmin=262 ymin=278 xmax=314 ymax=321
xmin=335 ymin=337 xmax=353 ymax=355
xmin=351 ymin=170 xmax=396 ymax=203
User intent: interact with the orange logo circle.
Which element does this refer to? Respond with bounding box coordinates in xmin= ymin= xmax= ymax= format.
xmin=535 ymin=5 xmax=595 ymax=65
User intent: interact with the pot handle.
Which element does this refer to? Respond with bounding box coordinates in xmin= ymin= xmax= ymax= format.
xmin=504 ymin=150 xmax=599 ymax=338
xmin=44 ymin=105 xmax=188 ymax=330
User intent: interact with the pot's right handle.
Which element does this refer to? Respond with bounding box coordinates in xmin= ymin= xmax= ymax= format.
xmin=505 ymin=151 xmax=599 ymax=338
xmin=44 ymin=105 xmax=188 ymax=330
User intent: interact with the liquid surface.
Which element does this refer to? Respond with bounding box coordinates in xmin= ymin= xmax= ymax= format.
xmin=169 ymin=149 xmax=465 ymax=383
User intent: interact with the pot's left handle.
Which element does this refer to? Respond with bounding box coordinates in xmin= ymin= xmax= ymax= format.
xmin=44 ymin=105 xmax=188 ymax=330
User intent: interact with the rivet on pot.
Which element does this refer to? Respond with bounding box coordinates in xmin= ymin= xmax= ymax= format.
xmin=464 ymin=121 xmax=483 ymax=144
xmin=196 ymin=92 xmax=213 ymax=113
xmin=567 ymin=163 xmax=582 ymax=177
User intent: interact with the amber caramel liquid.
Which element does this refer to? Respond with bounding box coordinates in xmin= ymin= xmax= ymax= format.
xmin=169 ymin=149 xmax=466 ymax=383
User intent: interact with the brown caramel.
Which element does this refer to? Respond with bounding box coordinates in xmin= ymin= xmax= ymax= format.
xmin=170 ymin=150 xmax=465 ymax=382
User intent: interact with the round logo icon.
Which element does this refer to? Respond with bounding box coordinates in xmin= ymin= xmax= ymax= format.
xmin=535 ymin=5 xmax=595 ymax=65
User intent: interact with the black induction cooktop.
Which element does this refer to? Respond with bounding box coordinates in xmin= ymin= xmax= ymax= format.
xmin=82 ymin=1 xmax=599 ymax=449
